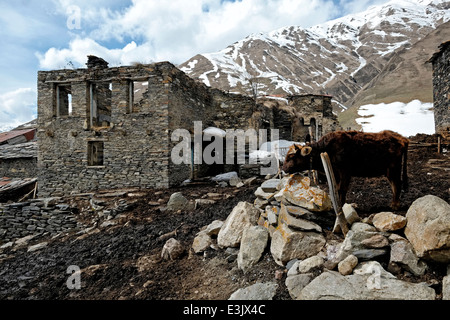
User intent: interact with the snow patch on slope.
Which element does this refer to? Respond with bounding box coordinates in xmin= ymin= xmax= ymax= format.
xmin=356 ymin=100 xmax=435 ymax=137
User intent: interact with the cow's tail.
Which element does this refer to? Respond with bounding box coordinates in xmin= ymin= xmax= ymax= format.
xmin=402 ymin=143 xmax=409 ymax=192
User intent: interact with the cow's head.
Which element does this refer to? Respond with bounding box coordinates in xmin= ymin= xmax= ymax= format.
xmin=282 ymin=144 xmax=312 ymax=173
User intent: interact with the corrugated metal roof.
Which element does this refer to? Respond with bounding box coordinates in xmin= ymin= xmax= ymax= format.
xmin=0 ymin=129 xmax=36 ymax=145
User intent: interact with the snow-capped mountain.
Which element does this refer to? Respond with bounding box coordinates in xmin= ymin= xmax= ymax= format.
xmin=179 ymin=0 xmax=450 ymax=108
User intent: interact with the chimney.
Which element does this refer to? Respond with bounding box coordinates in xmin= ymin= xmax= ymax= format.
xmin=86 ymin=55 xmax=109 ymax=69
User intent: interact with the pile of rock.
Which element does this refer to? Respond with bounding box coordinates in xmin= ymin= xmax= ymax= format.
xmin=254 ymin=174 xmax=332 ymax=266
xmin=190 ymin=173 xmax=450 ymax=300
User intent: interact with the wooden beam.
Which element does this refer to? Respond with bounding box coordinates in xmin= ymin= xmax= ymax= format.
xmin=320 ymin=152 xmax=349 ymax=236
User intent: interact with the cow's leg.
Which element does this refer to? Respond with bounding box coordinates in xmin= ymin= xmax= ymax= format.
xmin=387 ymin=167 xmax=402 ymax=210
xmin=337 ymin=173 xmax=351 ymax=206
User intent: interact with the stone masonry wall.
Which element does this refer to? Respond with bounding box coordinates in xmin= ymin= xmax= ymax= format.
xmin=0 ymin=199 xmax=84 ymax=243
xmin=431 ymin=42 xmax=450 ymax=135
xmin=0 ymin=158 xmax=37 ymax=179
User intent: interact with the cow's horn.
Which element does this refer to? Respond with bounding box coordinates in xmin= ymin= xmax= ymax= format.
xmin=301 ymin=146 xmax=312 ymax=156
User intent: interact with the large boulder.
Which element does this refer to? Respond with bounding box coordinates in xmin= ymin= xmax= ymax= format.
xmin=270 ymin=222 xmax=326 ymax=266
xmin=217 ymin=202 xmax=260 ymax=248
xmin=405 ymin=195 xmax=450 ymax=263
xmin=298 ymin=262 xmax=436 ymax=300
xmin=237 ymin=226 xmax=269 ymax=272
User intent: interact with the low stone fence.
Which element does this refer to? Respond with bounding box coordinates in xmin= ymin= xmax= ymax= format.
xmin=0 ymin=198 xmax=84 ymax=243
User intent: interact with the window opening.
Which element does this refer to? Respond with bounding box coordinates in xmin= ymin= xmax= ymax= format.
xmin=88 ymin=141 xmax=104 ymax=166
xmin=56 ymin=84 xmax=72 ymax=117
xmin=129 ymin=80 xmax=149 ymax=113
xmin=89 ymin=82 xmax=112 ymax=127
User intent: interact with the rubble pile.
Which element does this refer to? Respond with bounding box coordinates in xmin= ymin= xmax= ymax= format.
xmin=191 ymin=173 xmax=450 ymax=300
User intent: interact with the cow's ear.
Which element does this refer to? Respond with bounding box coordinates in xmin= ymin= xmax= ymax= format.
xmin=301 ymin=146 xmax=312 ymax=156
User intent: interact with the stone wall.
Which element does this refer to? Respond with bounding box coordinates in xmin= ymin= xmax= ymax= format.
xmin=287 ymin=94 xmax=339 ymax=142
xmin=0 ymin=142 xmax=37 ymax=179
xmin=0 ymin=199 xmax=84 ymax=243
xmin=0 ymin=158 xmax=37 ymax=179
xmin=430 ymin=41 xmax=450 ymax=135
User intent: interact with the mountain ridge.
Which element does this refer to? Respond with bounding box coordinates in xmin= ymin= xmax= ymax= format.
xmin=179 ymin=0 xmax=450 ymax=113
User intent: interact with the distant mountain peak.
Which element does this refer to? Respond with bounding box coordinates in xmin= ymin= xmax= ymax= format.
xmin=180 ymin=0 xmax=450 ymax=110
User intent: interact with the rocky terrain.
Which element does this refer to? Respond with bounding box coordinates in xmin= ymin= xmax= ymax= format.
xmin=0 ymin=134 xmax=448 ymax=303
xmin=179 ymin=0 xmax=450 ymax=116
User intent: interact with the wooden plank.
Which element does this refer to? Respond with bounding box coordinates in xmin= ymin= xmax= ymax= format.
xmin=320 ymin=152 xmax=349 ymax=236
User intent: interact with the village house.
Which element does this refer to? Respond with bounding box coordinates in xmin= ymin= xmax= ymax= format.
xmin=36 ymin=56 xmax=339 ymax=197
xmin=428 ymin=40 xmax=450 ymax=138
xmin=0 ymin=121 xmax=37 ymax=179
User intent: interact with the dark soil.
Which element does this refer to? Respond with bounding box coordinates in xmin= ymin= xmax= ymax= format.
xmin=0 ymin=134 xmax=448 ymax=300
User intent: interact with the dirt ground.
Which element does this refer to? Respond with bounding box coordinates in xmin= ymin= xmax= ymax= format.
xmin=0 ymin=134 xmax=448 ymax=300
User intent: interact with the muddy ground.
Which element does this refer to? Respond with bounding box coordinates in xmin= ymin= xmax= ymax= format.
xmin=0 ymin=134 xmax=448 ymax=301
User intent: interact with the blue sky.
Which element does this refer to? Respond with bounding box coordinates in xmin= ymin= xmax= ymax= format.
xmin=0 ymin=0 xmax=390 ymax=131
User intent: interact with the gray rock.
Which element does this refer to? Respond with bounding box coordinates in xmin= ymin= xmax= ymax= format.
xmin=229 ymin=176 xmax=242 ymax=187
xmin=336 ymin=222 xmax=380 ymax=261
xmin=443 ymin=276 xmax=450 ymax=300
xmin=161 ymin=238 xmax=184 ymax=260
xmin=192 ymin=231 xmax=212 ymax=254
xmin=285 ymin=273 xmax=313 ymax=299
xmin=279 ymin=204 xmax=322 ymax=232
xmin=405 ymin=195 xmax=450 ymax=263
xmin=270 ymin=222 xmax=326 ymax=266
xmin=237 ymin=226 xmax=269 ymax=272
xmin=261 ymin=179 xmax=281 ymax=193
xmin=338 ymin=255 xmax=358 ymax=276
xmin=266 ymin=206 xmax=279 ymax=226
xmin=342 ymin=203 xmax=360 ymax=224
xmin=229 ymin=282 xmax=278 ymax=300
xmin=275 ymin=174 xmax=332 ymax=212
xmin=298 ymin=269 xmax=436 ymax=300
xmin=255 ymin=187 xmax=275 ymax=200
xmin=297 ymin=255 xmax=324 ymax=273
xmin=205 ymin=220 xmax=224 ymax=236
xmin=361 ymin=234 xmax=389 ymax=248
xmin=389 ymin=238 xmax=427 ymax=276
xmin=372 ymin=212 xmax=406 ymax=232
xmin=217 ymin=202 xmax=260 ymax=248
xmin=352 ymin=249 xmax=388 ymax=260
xmin=167 ymin=192 xmax=193 ymax=211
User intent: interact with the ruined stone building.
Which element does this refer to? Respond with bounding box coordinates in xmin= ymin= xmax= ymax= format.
xmin=0 ymin=124 xmax=37 ymax=179
xmin=37 ymin=56 xmax=339 ymax=197
xmin=429 ymin=40 xmax=450 ymax=137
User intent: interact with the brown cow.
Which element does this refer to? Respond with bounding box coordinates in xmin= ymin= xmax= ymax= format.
xmin=282 ymin=130 xmax=409 ymax=210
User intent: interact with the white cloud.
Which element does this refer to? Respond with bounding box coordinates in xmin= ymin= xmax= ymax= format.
xmin=37 ymin=0 xmax=347 ymax=69
xmin=0 ymin=88 xmax=37 ymax=132
xmin=36 ymin=37 xmax=156 ymax=69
